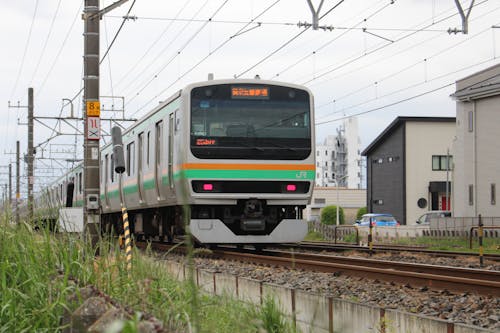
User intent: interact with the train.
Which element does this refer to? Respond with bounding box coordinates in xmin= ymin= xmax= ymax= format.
xmin=31 ymin=78 xmax=316 ymax=244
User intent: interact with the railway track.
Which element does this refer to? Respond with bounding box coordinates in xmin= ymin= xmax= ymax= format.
xmin=275 ymin=241 xmax=500 ymax=261
xmin=136 ymin=241 xmax=500 ymax=297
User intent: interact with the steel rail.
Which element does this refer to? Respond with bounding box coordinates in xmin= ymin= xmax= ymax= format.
xmin=136 ymin=241 xmax=500 ymax=297
xmin=277 ymin=241 xmax=500 ymax=261
xmin=211 ymin=249 xmax=500 ymax=297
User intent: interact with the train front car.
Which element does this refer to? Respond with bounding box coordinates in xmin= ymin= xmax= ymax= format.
xmin=180 ymin=80 xmax=315 ymax=244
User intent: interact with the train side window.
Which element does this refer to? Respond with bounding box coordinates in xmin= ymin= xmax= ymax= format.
xmin=147 ymin=131 xmax=150 ymax=167
xmin=127 ymin=142 xmax=135 ymax=176
xmin=105 ymin=154 xmax=109 ymax=182
xmin=155 ymin=121 xmax=163 ymax=167
xmin=79 ymin=172 xmax=82 ymax=194
xmin=111 ymin=153 xmax=115 ymax=182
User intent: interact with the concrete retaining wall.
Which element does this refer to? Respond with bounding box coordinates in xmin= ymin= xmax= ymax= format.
xmin=166 ymin=260 xmax=495 ymax=333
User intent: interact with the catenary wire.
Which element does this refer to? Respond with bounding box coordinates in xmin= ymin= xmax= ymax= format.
xmin=235 ymin=0 xmax=346 ymax=79
xmin=30 ymin=0 xmax=62 ymax=87
xmin=9 ymin=0 xmax=39 ymax=100
xmin=124 ymin=0 xmax=230 ymax=107
xmin=130 ymin=0 xmax=281 ymax=116
xmin=38 ymin=1 xmax=83 ymax=95
xmin=120 ymin=0 xmax=211 ymax=100
xmin=109 ymin=0 xmax=194 ymax=92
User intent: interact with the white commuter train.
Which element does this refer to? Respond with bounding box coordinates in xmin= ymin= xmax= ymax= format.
xmin=33 ymin=78 xmax=316 ymax=244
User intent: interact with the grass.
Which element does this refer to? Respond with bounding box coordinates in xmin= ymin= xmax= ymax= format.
xmin=0 ymin=213 xmax=295 ymax=332
xmin=392 ymin=236 xmax=499 ymax=254
xmin=303 ymin=230 xmax=325 ymax=241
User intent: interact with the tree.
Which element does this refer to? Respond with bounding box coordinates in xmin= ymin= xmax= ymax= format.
xmin=321 ymin=205 xmax=345 ymax=225
xmin=356 ymin=207 xmax=367 ymax=221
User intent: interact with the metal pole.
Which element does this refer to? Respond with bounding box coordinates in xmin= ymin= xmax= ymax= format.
xmin=28 ymin=87 xmax=34 ymax=222
xmin=83 ymin=0 xmax=101 ymax=247
xmin=446 ymin=148 xmax=450 ymax=211
xmin=336 ymin=179 xmax=339 ymax=226
xmin=478 ymin=214 xmax=484 ymax=267
xmin=16 ymin=141 xmax=20 ymax=224
xmin=8 ymin=164 xmax=12 ymax=209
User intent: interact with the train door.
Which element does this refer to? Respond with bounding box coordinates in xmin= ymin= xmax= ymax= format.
xmin=137 ymin=132 xmax=144 ymax=203
xmin=155 ymin=121 xmax=163 ymax=200
xmin=168 ymin=114 xmax=174 ymax=189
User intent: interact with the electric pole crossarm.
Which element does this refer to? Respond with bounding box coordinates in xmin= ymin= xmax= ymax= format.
xmin=87 ymin=0 xmax=129 ymax=20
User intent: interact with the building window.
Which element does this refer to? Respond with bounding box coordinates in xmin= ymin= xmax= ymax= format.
xmin=432 ymin=155 xmax=453 ymax=171
xmin=325 ymin=150 xmax=328 ymax=156
xmin=316 ymin=151 xmax=319 ymax=156
xmin=491 ymin=184 xmax=496 ymax=205
xmin=373 ymin=199 xmax=384 ymax=205
xmin=325 ymin=161 xmax=328 ymax=167
xmin=316 ymin=162 xmax=319 ymax=167
xmin=468 ymin=111 xmax=474 ymax=132
xmin=325 ymin=172 xmax=328 ymax=178
xmin=314 ymin=198 xmax=326 ymax=204
xmin=469 ymin=184 xmax=474 ymax=206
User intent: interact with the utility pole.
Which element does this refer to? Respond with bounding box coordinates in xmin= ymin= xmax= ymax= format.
xmin=83 ymin=0 xmax=101 ymax=246
xmin=28 ymin=88 xmax=34 ymax=221
xmin=82 ymin=0 xmax=129 ymax=247
xmin=16 ymin=141 xmax=20 ymax=224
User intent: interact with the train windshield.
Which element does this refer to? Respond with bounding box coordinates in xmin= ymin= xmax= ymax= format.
xmin=190 ymin=84 xmax=311 ymax=160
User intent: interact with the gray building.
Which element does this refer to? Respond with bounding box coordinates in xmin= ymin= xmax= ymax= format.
xmin=362 ymin=117 xmax=456 ymax=225
xmin=451 ymin=63 xmax=500 ymax=218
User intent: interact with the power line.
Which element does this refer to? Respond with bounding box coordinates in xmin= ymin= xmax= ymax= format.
xmin=125 ymin=0 xmax=230 ymax=107
xmin=315 ymin=13 xmax=500 ymax=116
xmin=270 ymin=0 xmax=394 ymax=80
xmin=10 ymin=0 xmax=39 ymax=100
xmin=302 ymin=0 xmax=491 ymax=86
xmin=109 ymin=0 xmax=194 ymax=93
xmin=316 ymin=83 xmax=454 ymax=126
xmin=38 ymin=1 xmax=83 ymax=95
xmin=120 ymin=0 xmax=211 ymax=100
xmin=235 ymin=0 xmax=346 ymax=79
xmin=30 ymin=0 xmax=62 ymax=87
xmin=131 ymin=0 xmax=282 ymax=116
xmin=100 ymin=0 xmax=137 ymax=64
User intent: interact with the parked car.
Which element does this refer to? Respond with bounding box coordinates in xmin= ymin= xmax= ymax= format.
xmin=416 ymin=211 xmax=451 ymax=225
xmin=354 ymin=213 xmax=400 ymax=227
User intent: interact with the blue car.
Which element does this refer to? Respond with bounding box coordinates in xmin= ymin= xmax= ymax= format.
xmin=354 ymin=213 xmax=400 ymax=227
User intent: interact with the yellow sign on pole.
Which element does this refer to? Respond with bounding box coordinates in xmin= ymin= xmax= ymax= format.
xmin=86 ymin=101 xmax=100 ymax=117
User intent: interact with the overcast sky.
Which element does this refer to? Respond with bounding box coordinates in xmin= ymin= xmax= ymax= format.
xmin=1 ymin=0 xmax=499 ymax=191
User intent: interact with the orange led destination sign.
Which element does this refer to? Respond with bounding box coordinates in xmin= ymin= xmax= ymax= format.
xmin=196 ymin=138 xmax=216 ymax=146
xmin=231 ymin=86 xmax=269 ymax=99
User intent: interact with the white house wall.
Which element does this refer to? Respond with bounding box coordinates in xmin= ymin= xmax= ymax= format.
xmin=405 ymin=122 xmax=456 ymax=225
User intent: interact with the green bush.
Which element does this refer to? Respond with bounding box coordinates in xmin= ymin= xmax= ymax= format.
xmin=356 ymin=207 xmax=367 ymax=220
xmin=321 ymin=205 xmax=344 ymax=225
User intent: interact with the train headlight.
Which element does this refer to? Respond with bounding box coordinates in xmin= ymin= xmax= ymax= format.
xmin=286 ymin=184 xmax=297 ymax=192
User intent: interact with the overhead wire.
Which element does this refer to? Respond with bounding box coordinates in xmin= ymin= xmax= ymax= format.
xmin=38 ymin=1 xmax=83 ymax=95
xmin=125 ymin=0 xmax=230 ymax=108
xmin=10 ymin=0 xmax=39 ymax=100
xmin=120 ymin=0 xmax=211 ymax=101
xmin=313 ymin=1 xmax=498 ymax=120
xmin=235 ymin=0 xmax=346 ymax=79
xmin=100 ymin=0 xmax=137 ymax=64
xmin=270 ymin=0 xmax=393 ymax=80
xmin=30 ymin=0 xmax=62 ymax=87
xmin=109 ymin=0 xmax=194 ymax=92
xmin=302 ymin=0 xmax=491 ymax=86
xmin=130 ymin=0 xmax=282 ymax=116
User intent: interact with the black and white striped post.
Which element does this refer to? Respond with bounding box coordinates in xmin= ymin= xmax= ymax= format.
xmin=112 ymin=127 xmax=131 ymax=272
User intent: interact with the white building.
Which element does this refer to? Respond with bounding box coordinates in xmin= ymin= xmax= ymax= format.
xmin=315 ymin=117 xmax=362 ymax=189
xmin=451 ymin=63 xmax=500 ymax=218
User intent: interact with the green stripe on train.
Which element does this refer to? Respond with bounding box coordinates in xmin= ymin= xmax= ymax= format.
xmin=102 ymin=170 xmax=314 ymax=198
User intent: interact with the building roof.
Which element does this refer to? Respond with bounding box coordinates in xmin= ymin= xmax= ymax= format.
xmin=361 ymin=116 xmax=456 ymax=156
xmin=452 ymin=63 xmax=500 ymax=101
